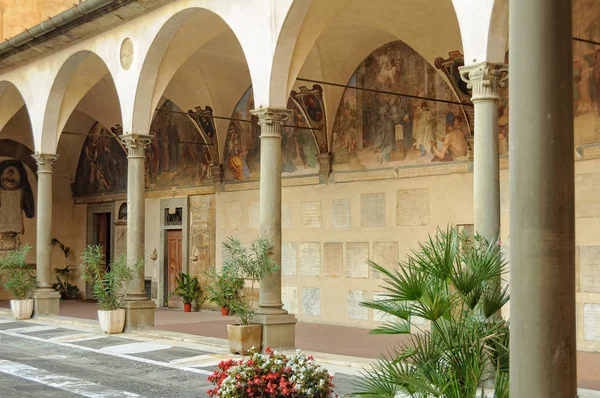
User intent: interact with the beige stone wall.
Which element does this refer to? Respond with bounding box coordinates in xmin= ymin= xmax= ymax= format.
xmin=0 ymin=0 xmax=74 ymax=41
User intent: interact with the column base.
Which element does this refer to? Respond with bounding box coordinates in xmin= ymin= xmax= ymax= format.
xmin=253 ymin=313 xmax=296 ymax=350
xmin=30 ymin=288 xmax=60 ymax=316
xmin=122 ymin=299 xmax=156 ymax=331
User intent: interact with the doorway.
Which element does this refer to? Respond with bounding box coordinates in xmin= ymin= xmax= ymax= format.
xmin=166 ymin=229 xmax=183 ymax=308
xmin=86 ymin=204 xmax=113 ymax=300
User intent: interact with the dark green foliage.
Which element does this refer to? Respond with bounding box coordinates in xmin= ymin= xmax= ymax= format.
xmin=52 ymin=265 xmax=80 ymax=300
xmin=353 ymin=226 xmax=510 ymax=398
xmin=0 ymin=244 xmax=36 ymax=300
xmin=166 ymin=273 xmax=202 ymax=305
xmin=79 ymin=245 xmax=141 ymax=311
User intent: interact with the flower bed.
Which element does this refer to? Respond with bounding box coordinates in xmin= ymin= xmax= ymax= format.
xmin=207 ymin=349 xmax=337 ymax=397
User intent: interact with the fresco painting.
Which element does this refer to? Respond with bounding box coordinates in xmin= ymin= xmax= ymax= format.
xmin=573 ymin=0 xmax=600 ymax=147
xmin=331 ymin=41 xmax=469 ymax=171
xmin=223 ymin=87 xmax=319 ymax=181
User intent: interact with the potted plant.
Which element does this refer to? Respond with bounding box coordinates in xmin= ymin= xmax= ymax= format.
xmin=219 ymin=236 xmax=279 ymax=355
xmin=166 ymin=272 xmax=202 ymax=312
xmin=0 ymin=244 xmax=36 ymax=320
xmin=51 ymin=238 xmax=80 ymax=300
xmin=79 ymin=245 xmax=141 ymax=334
xmin=207 ymin=349 xmax=336 ymax=397
xmin=204 ymin=266 xmax=244 ymax=316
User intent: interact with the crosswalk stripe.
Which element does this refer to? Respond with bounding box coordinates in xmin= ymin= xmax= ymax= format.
xmin=0 ymin=360 xmax=143 ymax=397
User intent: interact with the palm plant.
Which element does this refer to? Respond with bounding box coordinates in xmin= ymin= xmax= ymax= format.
xmin=0 ymin=243 xmax=36 ymax=300
xmin=79 ymin=245 xmax=141 ymax=311
xmin=167 ymin=272 xmax=202 ymax=305
xmin=353 ymin=226 xmax=509 ymax=398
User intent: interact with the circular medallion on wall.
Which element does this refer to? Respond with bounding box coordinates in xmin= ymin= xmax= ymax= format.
xmin=1 ymin=166 xmax=21 ymax=190
xmin=120 ymin=38 xmax=134 ymax=70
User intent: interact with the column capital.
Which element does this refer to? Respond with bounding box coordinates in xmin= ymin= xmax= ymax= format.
xmin=250 ymin=107 xmax=293 ymax=138
xmin=459 ymin=62 xmax=508 ymax=102
xmin=120 ymin=133 xmax=152 ymax=158
xmin=32 ymin=153 xmax=59 ymax=174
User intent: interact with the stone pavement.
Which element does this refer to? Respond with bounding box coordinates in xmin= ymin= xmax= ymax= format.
xmin=2 ymin=300 xmax=600 ymax=395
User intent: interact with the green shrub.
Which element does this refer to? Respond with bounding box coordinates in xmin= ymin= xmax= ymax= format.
xmin=167 ymin=273 xmax=202 ymax=305
xmin=0 ymin=244 xmax=36 ymax=300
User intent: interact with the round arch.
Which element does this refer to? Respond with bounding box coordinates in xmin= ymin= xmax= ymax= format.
xmin=0 ymin=81 xmax=32 ymax=146
xmin=40 ymin=50 xmax=122 ymax=154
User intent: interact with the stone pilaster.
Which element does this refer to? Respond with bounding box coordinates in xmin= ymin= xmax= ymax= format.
xmin=509 ymin=0 xmax=576 ymax=396
xmin=317 ymin=152 xmax=332 ymax=184
xmin=250 ymin=107 xmax=297 ymax=349
xmin=30 ymin=153 xmax=61 ymax=316
xmin=120 ymin=133 xmax=156 ymax=330
xmin=460 ymin=62 xmax=507 ymax=243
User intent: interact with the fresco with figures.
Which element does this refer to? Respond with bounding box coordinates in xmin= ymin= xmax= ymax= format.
xmin=573 ymin=0 xmax=600 ymax=149
xmin=331 ymin=40 xmax=471 ymax=171
xmin=73 ymin=101 xmax=214 ymax=197
xmin=223 ymin=87 xmax=320 ymax=181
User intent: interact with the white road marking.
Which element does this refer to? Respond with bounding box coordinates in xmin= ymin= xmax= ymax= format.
xmin=5 ymin=325 xmax=59 ymax=334
xmin=0 ymin=329 xmax=213 ymax=375
xmin=100 ymin=342 xmax=172 ymax=354
xmin=0 ymin=360 xmax=143 ymax=397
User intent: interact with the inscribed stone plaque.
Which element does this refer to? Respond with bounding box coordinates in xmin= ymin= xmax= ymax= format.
xmin=372 ymin=242 xmax=399 ymax=279
xmin=0 ymin=190 xmax=22 ymax=233
xmin=332 ymin=199 xmax=351 ymax=228
xmin=323 ymin=242 xmax=343 ymax=277
xmin=373 ymin=292 xmax=393 ymax=322
xmin=346 ymin=242 xmax=369 ymax=278
xmin=221 ymin=201 xmax=241 ymax=230
xmin=584 ymin=304 xmax=600 ymax=342
xmin=301 ymin=201 xmax=322 ymax=228
xmin=299 ymin=243 xmax=321 ymax=277
xmin=282 ymin=286 xmax=298 ymax=314
xmin=115 ymin=224 xmax=128 ymax=258
xmin=575 ymin=173 xmax=600 ymax=218
xmin=281 ymin=242 xmax=297 ymax=276
xmin=282 ymin=203 xmax=292 ymax=229
xmin=348 ymin=290 xmax=368 ymax=320
xmin=580 ymin=246 xmax=600 ymax=293
xmin=248 ymin=201 xmax=259 ymax=230
xmin=396 ymin=189 xmax=429 ymax=226
xmin=302 ymin=287 xmax=321 ymax=316
xmin=360 ymin=193 xmax=385 ymax=227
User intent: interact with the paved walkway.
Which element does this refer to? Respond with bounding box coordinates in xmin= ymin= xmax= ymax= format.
xmin=2 ymin=300 xmax=600 ymax=391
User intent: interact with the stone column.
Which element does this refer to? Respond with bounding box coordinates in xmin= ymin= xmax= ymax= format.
xmin=30 ymin=153 xmax=61 ymax=315
xmin=120 ymin=133 xmax=156 ymax=330
xmin=460 ymin=62 xmax=507 ymax=242
xmin=509 ymin=0 xmax=576 ymax=396
xmin=250 ymin=107 xmax=297 ymax=349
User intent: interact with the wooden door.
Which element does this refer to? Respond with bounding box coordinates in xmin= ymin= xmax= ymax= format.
xmin=87 ymin=212 xmax=111 ymax=299
xmin=167 ymin=230 xmax=183 ymax=307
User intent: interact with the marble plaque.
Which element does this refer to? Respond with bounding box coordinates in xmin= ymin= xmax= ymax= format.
xmin=0 ymin=190 xmax=22 ymax=233
xmin=301 ymin=201 xmax=322 ymax=228
xmin=282 ymin=286 xmax=298 ymax=314
xmin=372 ymin=242 xmax=398 ymax=279
xmin=348 ymin=290 xmax=368 ymax=320
xmin=248 ymin=201 xmax=259 ymax=230
xmin=282 ymin=202 xmax=292 ymax=229
xmin=575 ymin=173 xmax=600 ymax=218
xmin=373 ymin=292 xmax=393 ymax=322
xmin=281 ymin=242 xmax=297 ymax=276
xmin=332 ymin=199 xmax=351 ymax=228
xmin=580 ymin=246 xmax=600 ymax=293
xmin=115 ymin=224 xmax=128 ymax=258
xmin=361 ymin=193 xmax=385 ymax=227
xmin=302 ymin=287 xmax=321 ymax=316
xmin=221 ymin=201 xmax=241 ymax=230
xmin=299 ymin=243 xmax=320 ymax=277
xmin=584 ymin=304 xmax=600 ymax=342
xmin=323 ymin=242 xmax=343 ymax=277
xmin=396 ymin=189 xmax=429 ymax=226
xmin=346 ymin=242 xmax=369 ymax=278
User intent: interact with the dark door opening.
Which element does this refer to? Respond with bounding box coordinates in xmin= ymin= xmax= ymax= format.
xmin=86 ymin=212 xmax=111 ymax=299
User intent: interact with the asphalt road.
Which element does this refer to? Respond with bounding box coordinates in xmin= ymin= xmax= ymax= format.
xmin=0 ymin=319 xmax=358 ymax=397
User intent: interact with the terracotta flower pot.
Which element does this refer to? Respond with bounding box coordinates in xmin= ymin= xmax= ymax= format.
xmin=227 ymin=324 xmax=262 ymax=355
xmin=183 ymin=303 xmax=192 ymax=312
xmin=10 ymin=299 xmax=33 ymax=320
xmin=97 ymin=309 xmax=126 ymax=334
xmin=221 ymin=307 xmax=229 ymax=316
